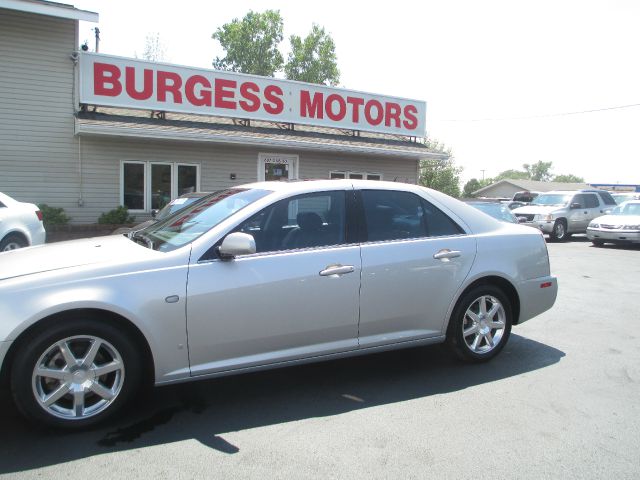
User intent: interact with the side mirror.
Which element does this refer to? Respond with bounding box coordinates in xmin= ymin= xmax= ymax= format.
xmin=570 ymin=203 xmax=582 ymax=210
xmin=517 ymin=216 xmax=528 ymax=223
xmin=218 ymin=232 xmax=256 ymax=260
xmin=151 ymin=209 xmax=159 ymax=218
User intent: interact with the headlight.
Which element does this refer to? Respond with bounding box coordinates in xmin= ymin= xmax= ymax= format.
xmin=589 ymin=223 xmax=600 ymax=228
xmin=544 ymin=214 xmax=554 ymax=221
xmin=623 ymin=225 xmax=640 ymax=230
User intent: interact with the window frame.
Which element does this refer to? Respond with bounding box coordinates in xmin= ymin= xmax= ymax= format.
xmin=219 ymin=189 xmax=352 ymax=257
xmin=120 ymin=160 xmax=201 ymax=213
xmin=356 ymin=189 xmax=465 ymax=244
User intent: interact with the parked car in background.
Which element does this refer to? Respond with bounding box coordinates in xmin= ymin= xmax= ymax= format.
xmin=513 ymin=189 xmax=616 ymax=241
xmin=466 ymin=201 xmax=520 ymax=223
xmin=113 ymin=192 xmax=211 ymax=234
xmin=587 ymin=200 xmax=640 ymax=246
xmin=0 ymin=180 xmax=557 ymax=429
xmin=611 ymin=192 xmax=640 ymax=205
xmin=0 ymin=192 xmax=46 ymax=252
xmin=512 ymin=190 xmax=540 ymax=204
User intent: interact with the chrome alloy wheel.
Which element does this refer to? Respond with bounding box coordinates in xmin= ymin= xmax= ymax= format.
xmin=31 ymin=335 xmax=125 ymax=420
xmin=462 ymin=295 xmax=506 ymax=354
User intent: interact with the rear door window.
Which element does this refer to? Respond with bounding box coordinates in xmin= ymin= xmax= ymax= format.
xmin=360 ymin=190 xmax=463 ymax=242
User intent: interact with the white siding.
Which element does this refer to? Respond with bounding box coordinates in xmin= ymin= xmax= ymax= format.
xmin=0 ymin=9 xmax=79 ymax=214
xmin=79 ymin=137 xmax=418 ymax=223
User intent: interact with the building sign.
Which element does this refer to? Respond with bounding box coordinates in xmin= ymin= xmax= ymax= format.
xmin=79 ymin=53 xmax=426 ymax=137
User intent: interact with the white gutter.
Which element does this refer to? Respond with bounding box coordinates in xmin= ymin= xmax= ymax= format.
xmin=0 ymin=0 xmax=98 ymax=21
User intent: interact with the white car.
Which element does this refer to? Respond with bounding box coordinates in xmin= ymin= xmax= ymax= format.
xmin=587 ymin=200 xmax=640 ymax=246
xmin=0 ymin=192 xmax=46 ymax=252
xmin=0 ymin=180 xmax=558 ymax=429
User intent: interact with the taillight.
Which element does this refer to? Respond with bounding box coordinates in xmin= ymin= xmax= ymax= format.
xmin=36 ymin=210 xmax=43 ymax=221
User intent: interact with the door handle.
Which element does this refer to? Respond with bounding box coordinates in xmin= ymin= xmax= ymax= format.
xmin=433 ymin=249 xmax=461 ymax=261
xmin=319 ymin=264 xmax=355 ymax=276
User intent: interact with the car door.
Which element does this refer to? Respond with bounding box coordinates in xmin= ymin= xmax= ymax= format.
xmin=186 ymin=188 xmax=361 ymax=376
xmin=583 ymin=193 xmax=602 ymax=224
xmin=357 ymin=189 xmax=476 ymax=348
xmin=567 ymin=194 xmax=589 ymax=232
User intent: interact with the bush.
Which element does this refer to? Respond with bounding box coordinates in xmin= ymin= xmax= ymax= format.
xmin=98 ymin=206 xmax=135 ymax=224
xmin=37 ymin=204 xmax=71 ymax=227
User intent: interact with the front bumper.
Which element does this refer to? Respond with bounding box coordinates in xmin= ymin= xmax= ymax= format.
xmin=587 ymin=228 xmax=640 ymax=243
xmin=521 ymin=220 xmax=555 ymax=234
xmin=517 ymin=275 xmax=558 ymax=324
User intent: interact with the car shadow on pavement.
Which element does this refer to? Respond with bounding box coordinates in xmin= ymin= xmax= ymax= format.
xmin=0 ymin=334 xmax=564 ymax=473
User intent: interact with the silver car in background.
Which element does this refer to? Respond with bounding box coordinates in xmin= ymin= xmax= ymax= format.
xmin=0 ymin=180 xmax=558 ymax=429
xmin=587 ymin=200 xmax=640 ymax=246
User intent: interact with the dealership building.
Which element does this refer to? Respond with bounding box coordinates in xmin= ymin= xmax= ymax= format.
xmin=0 ymin=0 xmax=442 ymax=224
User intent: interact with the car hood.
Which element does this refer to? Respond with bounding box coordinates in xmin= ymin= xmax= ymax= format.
xmin=512 ymin=205 xmax=563 ymax=215
xmin=0 ymin=234 xmax=149 ymax=281
xmin=591 ymin=214 xmax=640 ymax=226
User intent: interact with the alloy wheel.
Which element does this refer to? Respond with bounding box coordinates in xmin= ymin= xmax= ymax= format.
xmin=31 ymin=335 xmax=125 ymax=420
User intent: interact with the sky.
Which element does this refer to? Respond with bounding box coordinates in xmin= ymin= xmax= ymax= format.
xmin=73 ymin=0 xmax=640 ymax=185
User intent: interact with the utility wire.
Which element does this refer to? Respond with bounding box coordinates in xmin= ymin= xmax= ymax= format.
xmin=439 ymin=102 xmax=640 ymax=122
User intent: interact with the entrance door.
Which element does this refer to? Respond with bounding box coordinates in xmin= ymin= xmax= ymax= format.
xmin=258 ymin=153 xmax=298 ymax=181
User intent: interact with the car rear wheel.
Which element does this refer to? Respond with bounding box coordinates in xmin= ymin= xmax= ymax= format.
xmin=549 ymin=219 xmax=568 ymax=242
xmin=0 ymin=233 xmax=28 ymax=251
xmin=447 ymin=285 xmax=512 ymax=362
xmin=592 ymin=239 xmax=604 ymax=247
xmin=10 ymin=317 xmax=141 ymax=429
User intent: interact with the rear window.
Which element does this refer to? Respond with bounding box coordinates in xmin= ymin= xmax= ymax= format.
xmin=596 ymin=191 xmax=616 ymax=206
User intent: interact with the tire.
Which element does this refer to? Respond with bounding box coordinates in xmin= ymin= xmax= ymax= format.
xmin=447 ymin=285 xmax=513 ymax=363
xmin=0 ymin=233 xmax=28 ymax=251
xmin=592 ymin=240 xmax=604 ymax=247
xmin=549 ymin=219 xmax=568 ymax=242
xmin=10 ymin=316 xmax=141 ymax=429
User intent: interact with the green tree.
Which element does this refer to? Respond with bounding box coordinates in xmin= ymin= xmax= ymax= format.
xmin=212 ymin=10 xmax=284 ymax=76
xmin=419 ymin=158 xmax=461 ymax=197
xmin=419 ymin=140 xmax=461 ymax=197
xmin=284 ymin=24 xmax=339 ymax=86
xmin=523 ymin=161 xmax=553 ymax=181
xmin=494 ymin=169 xmax=529 ymax=181
xmin=553 ymin=174 xmax=585 ymax=183
xmin=462 ymin=178 xmax=493 ymax=197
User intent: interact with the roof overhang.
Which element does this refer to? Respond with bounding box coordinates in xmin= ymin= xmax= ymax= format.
xmin=0 ymin=0 xmax=98 ymax=22
xmin=75 ymin=121 xmax=439 ymax=159
xmin=74 ymin=115 xmax=445 ymax=160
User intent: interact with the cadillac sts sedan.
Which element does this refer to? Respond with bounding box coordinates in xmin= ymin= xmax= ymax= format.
xmin=0 ymin=180 xmax=558 ymax=429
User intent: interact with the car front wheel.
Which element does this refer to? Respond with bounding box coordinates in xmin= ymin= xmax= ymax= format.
xmin=447 ymin=285 xmax=513 ymax=362
xmin=10 ymin=317 xmax=141 ymax=429
xmin=549 ymin=219 xmax=568 ymax=242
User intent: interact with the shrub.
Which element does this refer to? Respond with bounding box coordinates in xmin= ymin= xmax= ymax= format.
xmin=98 ymin=206 xmax=135 ymax=224
xmin=37 ymin=204 xmax=71 ymax=227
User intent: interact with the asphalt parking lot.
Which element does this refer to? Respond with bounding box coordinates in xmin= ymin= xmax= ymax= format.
xmin=1 ymin=236 xmax=639 ymax=479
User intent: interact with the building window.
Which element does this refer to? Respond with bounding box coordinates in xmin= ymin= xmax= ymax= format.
xmin=121 ymin=161 xmax=200 ymax=211
xmin=330 ymin=171 xmax=382 ymax=181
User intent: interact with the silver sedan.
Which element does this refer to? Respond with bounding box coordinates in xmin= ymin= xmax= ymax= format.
xmin=0 ymin=180 xmax=558 ymax=429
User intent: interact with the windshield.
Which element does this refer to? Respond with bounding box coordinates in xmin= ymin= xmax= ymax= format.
xmin=531 ymin=194 xmax=571 ymax=206
xmin=156 ymin=196 xmax=205 ymax=221
xmin=611 ymin=202 xmax=640 ymax=216
xmin=470 ymin=203 xmax=517 ymax=223
xmin=134 ymin=188 xmax=270 ymax=252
